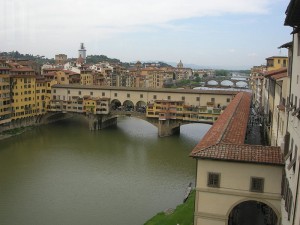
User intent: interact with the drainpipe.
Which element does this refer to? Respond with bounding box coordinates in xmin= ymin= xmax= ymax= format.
xmin=292 ymin=160 xmax=300 ymax=225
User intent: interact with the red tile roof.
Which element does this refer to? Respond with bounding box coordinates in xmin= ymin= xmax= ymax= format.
xmin=271 ymin=73 xmax=288 ymax=80
xmin=264 ymin=68 xmax=287 ymax=77
xmin=10 ymin=67 xmax=34 ymax=72
xmin=190 ymin=92 xmax=283 ymax=166
xmin=192 ymin=144 xmax=283 ymax=165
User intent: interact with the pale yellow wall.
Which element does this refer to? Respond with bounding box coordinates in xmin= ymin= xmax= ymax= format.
xmin=80 ymin=73 xmax=93 ymax=85
xmin=194 ymin=159 xmax=282 ymax=225
xmin=56 ymin=71 xmax=69 ymax=85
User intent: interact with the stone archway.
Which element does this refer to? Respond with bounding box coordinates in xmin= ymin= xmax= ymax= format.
xmin=136 ymin=100 xmax=146 ymax=113
xmin=123 ymin=100 xmax=134 ymax=112
xmin=227 ymin=200 xmax=279 ymax=225
xmin=111 ymin=99 xmax=121 ymax=110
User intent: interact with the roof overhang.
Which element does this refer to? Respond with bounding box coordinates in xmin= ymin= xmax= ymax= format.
xmin=285 ymin=0 xmax=300 ymax=27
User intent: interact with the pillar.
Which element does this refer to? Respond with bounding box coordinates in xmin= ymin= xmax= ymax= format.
xmin=158 ymin=119 xmax=180 ymax=137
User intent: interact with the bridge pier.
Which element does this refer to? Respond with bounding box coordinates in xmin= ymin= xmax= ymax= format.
xmin=158 ymin=119 xmax=181 ymax=137
xmin=88 ymin=114 xmax=117 ymax=131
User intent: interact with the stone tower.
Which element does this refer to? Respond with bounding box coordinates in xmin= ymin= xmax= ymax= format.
xmin=78 ymin=43 xmax=86 ymax=62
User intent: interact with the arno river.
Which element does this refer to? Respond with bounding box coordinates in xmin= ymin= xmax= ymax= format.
xmin=0 ymin=117 xmax=210 ymax=225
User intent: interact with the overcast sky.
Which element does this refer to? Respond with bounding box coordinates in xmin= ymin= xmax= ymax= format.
xmin=0 ymin=0 xmax=292 ymax=69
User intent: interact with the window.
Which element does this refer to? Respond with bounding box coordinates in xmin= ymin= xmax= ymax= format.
xmin=78 ymin=91 xmax=81 ymax=95
xmin=53 ymin=89 xmax=56 ymax=93
xmin=114 ymin=93 xmax=117 ymax=97
xmin=153 ymin=95 xmax=157 ymax=100
xmin=196 ymin=97 xmax=200 ymax=101
xmin=285 ymin=185 xmax=293 ymax=220
xmin=127 ymin=93 xmax=130 ymax=98
xmin=211 ymin=98 xmax=215 ymax=102
xmin=182 ymin=96 xmax=185 ymax=101
xmin=90 ymin=92 xmax=93 ymax=96
xmin=207 ymin=172 xmax=220 ymax=188
xmin=102 ymin=92 xmax=105 ymax=97
xmin=288 ymin=145 xmax=298 ymax=172
xmin=68 ymin=90 xmax=70 ymax=94
xmin=250 ymin=177 xmax=264 ymax=192
xmin=227 ymin=98 xmax=230 ymax=103
xmin=168 ymin=96 xmax=171 ymax=100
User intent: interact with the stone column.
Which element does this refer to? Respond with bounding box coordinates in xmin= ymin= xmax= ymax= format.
xmin=158 ymin=119 xmax=180 ymax=137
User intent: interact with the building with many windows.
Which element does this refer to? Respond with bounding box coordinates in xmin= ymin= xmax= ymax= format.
xmin=0 ymin=60 xmax=12 ymax=126
xmin=281 ymin=0 xmax=300 ymax=224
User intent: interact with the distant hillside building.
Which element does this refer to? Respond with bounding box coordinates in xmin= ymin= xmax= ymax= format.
xmin=177 ymin=60 xmax=183 ymax=68
xmin=55 ymin=54 xmax=67 ymax=65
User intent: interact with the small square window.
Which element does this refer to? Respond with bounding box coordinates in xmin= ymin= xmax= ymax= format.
xmin=102 ymin=92 xmax=105 ymax=97
xmin=196 ymin=97 xmax=200 ymax=101
xmin=250 ymin=177 xmax=264 ymax=192
xmin=182 ymin=96 xmax=185 ymax=101
xmin=168 ymin=96 xmax=171 ymax=100
xmin=227 ymin=98 xmax=230 ymax=103
xmin=207 ymin=172 xmax=220 ymax=188
xmin=90 ymin=92 xmax=93 ymax=96
xmin=127 ymin=93 xmax=130 ymax=98
xmin=78 ymin=91 xmax=81 ymax=95
xmin=153 ymin=95 xmax=157 ymax=99
xmin=140 ymin=94 xmax=143 ymax=98
xmin=114 ymin=93 xmax=117 ymax=97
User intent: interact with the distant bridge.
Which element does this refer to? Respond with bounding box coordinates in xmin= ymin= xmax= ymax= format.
xmin=202 ymin=76 xmax=249 ymax=88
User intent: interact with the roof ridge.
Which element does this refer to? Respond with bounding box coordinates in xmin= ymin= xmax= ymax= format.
xmin=217 ymin=92 xmax=244 ymax=144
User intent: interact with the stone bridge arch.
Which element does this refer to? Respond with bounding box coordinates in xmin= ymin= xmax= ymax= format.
xmin=235 ymin=81 xmax=248 ymax=88
xmin=220 ymin=80 xmax=234 ymax=87
xmin=111 ymin=99 xmax=121 ymax=110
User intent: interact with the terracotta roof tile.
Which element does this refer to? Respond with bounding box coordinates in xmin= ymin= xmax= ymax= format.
xmin=190 ymin=92 xmax=283 ymax=166
xmin=271 ymin=73 xmax=288 ymax=80
xmin=264 ymin=68 xmax=287 ymax=77
xmin=192 ymin=144 xmax=283 ymax=165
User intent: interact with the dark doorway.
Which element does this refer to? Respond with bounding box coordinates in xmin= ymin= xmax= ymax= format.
xmin=228 ymin=201 xmax=278 ymax=225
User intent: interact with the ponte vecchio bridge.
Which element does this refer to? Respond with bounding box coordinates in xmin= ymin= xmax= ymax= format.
xmin=47 ymin=84 xmax=241 ymax=136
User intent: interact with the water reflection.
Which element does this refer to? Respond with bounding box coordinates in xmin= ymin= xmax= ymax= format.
xmin=0 ymin=117 xmax=210 ymax=225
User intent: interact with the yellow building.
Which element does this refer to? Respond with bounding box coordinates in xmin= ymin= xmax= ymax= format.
xmin=10 ymin=67 xmax=37 ymax=119
xmin=80 ymin=70 xmax=93 ymax=86
xmin=56 ymin=70 xmax=80 ymax=85
xmin=266 ymin=56 xmax=288 ymax=71
xmin=146 ymin=99 xmax=221 ymax=123
xmin=35 ymin=77 xmax=47 ymax=115
xmin=0 ymin=60 xmax=12 ymax=126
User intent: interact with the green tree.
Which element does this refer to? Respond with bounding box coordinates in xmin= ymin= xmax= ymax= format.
xmin=215 ymin=70 xmax=229 ymax=76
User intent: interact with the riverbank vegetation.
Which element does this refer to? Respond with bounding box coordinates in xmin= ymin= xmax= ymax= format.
xmin=144 ymin=190 xmax=195 ymax=225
